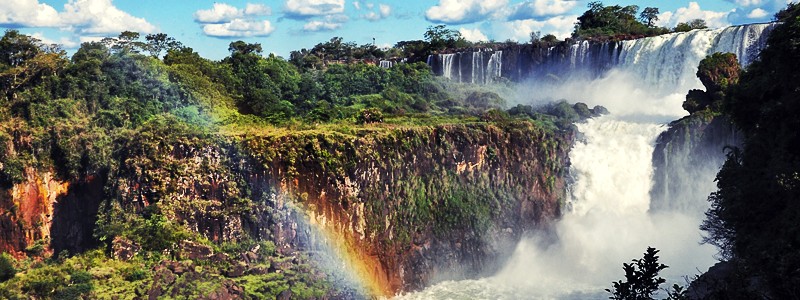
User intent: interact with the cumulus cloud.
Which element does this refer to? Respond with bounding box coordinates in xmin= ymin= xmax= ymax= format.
xmin=655 ymin=2 xmax=732 ymax=29
xmin=425 ymin=0 xmax=508 ymax=24
xmin=364 ymin=3 xmax=391 ymax=21
xmin=61 ymin=0 xmax=157 ymax=34
xmin=459 ymin=27 xmax=488 ymax=42
xmin=727 ymin=0 xmax=792 ymax=23
xmin=0 ymin=0 xmax=60 ymax=27
xmin=302 ymin=14 xmax=348 ymax=31
xmin=489 ymin=14 xmax=576 ymax=42
xmin=194 ymin=3 xmax=241 ymax=23
xmin=203 ymin=19 xmax=275 ymax=37
xmin=483 ymin=15 xmax=578 ymax=42
xmin=245 ymin=3 xmax=272 ymax=16
xmin=194 ymin=3 xmax=275 ymax=38
xmin=303 ymin=20 xmax=341 ymax=31
xmin=353 ymin=1 xmax=361 ymax=10
xmin=726 ymin=0 xmax=765 ymax=6
xmin=747 ymin=7 xmax=769 ymax=18
xmin=194 ymin=3 xmax=271 ymax=24
xmin=508 ymin=0 xmax=579 ymax=20
xmin=31 ymin=32 xmax=80 ymax=49
xmin=0 ymin=0 xmax=156 ymax=35
xmin=284 ymin=0 xmax=345 ymax=18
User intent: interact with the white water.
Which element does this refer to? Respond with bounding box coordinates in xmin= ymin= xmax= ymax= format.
xmin=395 ymin=114 xmax=716 ymax=299
xmin=397 ymin=23 xmax=777 ymax=300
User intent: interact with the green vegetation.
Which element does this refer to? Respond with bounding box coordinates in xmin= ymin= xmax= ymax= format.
xmin=698 ymin=3 xmax=800 ymax=297
xmin=573 ymin=2 xmax=670 ymax=39
xmin=606 ymin=247 xmax=668 ymax=300
xmin=0 ymin=21 xmax=592 ymax=297
xmin=673 ymin=19 xmax=708 ymax=33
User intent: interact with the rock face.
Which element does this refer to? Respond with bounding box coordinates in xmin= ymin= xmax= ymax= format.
xmin=0 ymin=169 xmax=68 ymax=257
xmin=650 ymin=114 xmax=740 ymax=213
xmin=0 ymin=122 xmax=572 ymax=297
xmin=242 ymin=123 xmax=572 ymax=295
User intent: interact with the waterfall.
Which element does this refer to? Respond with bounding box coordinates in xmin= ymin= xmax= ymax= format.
xmin=487 ymin=51 xmax=503 ymax=82
xmin=397 ymin=23 xmax=777 ymax=299
xmin=379 ymin=60 xmax=394 ymax=68
xmin=396 ymin=114 xmax=716 ymax=299
xmin=428 ymin=23 xmax=776 ymax=86
xmin=616 ymin=23 xmax=776 ymax=95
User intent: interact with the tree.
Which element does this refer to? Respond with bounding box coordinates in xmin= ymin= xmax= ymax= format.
xmin=424 ymin=25 xmax=467 ymax=50
xmin=0 ymin=253 xmax=15 ymax=282
xmin=0 ymin=30 xmax=67 ymax=101
xmin=574 ymin=2 xmax=652 ymax=38
xmin=228 ymin=40 xmax=262 ymax=55
xmin=144 ymin=33 xmax=182 ymax=58
xmin=529 ymin=31 xmax=541 ymax=43
xmin=640 ymin=7 xmax=659 ymax=27
xmin=100 ymin=31 xmax=148 ymax=54
xmin=701 ymin=4 xmax=800 ymax=297
xmin=673 ymin=19 xmax=707 ymax=32
xmin=606 ymin=247 xmax=668 ymax=300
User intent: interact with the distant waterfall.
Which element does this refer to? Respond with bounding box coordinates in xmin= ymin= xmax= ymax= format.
xmin=379 ymin=60 xmax=394 ymax=68
xmin=428 ymin=23 xmax=776 ymax=87
xmin=433 ymin=50 xmax=505 ymax=84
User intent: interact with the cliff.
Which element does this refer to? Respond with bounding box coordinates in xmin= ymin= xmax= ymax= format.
xmin=650 ymin=112 xmax=740 ymax=214
xmin=0 ymin=120 xmax=573 ymax=297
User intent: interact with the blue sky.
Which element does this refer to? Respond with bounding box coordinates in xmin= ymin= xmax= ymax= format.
xmin=0 ymin=0 xmax=793 ymax=60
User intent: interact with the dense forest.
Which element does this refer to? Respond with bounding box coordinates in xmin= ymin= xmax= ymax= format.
xmin=697 ymin=3 xmax=800 ymax=298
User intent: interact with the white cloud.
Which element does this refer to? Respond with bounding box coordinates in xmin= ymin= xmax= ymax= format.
xmin=425 ymin=0 xmax=508 ymax=24
xmin=364 ymin=3 xmax=391 ymax=21
xmin=244 ymin=3 xmax=271 ymax=16
xmin=459 ymin=27 xmax=488 ymax=42
xmin=727 ymin=0 xmax=765 ymax=6
xmin=0 ymin=0 xmax=156 ymax=35
xmin=489 ymin=15 xmax=576 ymax=42
xmin=284 ymin=0 xmax=345 ymax=18
xmin=508 ymin=0 xmax=578 ymax=20
xmin=303 ymin=20 xmax=341 ymax=31
xmin=655 ymin=2 xmax=732 ymax=29
xmin=203 ymin=19 xmax=275 ymax=37
xmin=353 ymin=1 xmax=361 ymax=10
xmin=194 ymin=3 xmax=241 ymax=23
xmin=379 ymin=4 xmax=391 ymax=17
xmin=747 ymin=7 xmax=769 ymax=18
xmin=0 ymin=0 xmax=60 ymax=27
xmin=60 ymin=0 xmax=157 ymax=35
xmin=302 ymin=14 xmax=348 ymax=31
xmin=194 ymin=3 xmax=271 ymax=24
xmin=31 ymin=32 xmax=80 ymax=49
xmin=727 ymin=0 xmax=793 ymax=23
xmin=194 ymin=3 xmax=275 ymax=38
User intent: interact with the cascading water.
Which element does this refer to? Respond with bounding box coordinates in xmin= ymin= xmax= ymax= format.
xmin=395 ymin=114 xmax=715 ymax=299
xmin=400 ymin=23 xmax=776 ymax=299
xmin=428 ymin=23 xmax=776 ymax=89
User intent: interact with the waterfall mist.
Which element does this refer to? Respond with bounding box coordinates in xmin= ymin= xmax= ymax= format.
xmin=396 ymin=75 xmax=718 ymax=299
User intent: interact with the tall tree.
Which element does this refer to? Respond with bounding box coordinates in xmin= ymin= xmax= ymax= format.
xmin=144 ymin=33 xmax=182 ymax=59
xmin=640 ymin=7 xmax=659 ymax=27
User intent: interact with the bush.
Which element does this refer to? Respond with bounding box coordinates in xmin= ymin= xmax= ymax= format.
xmin=0 ymin=253 xmax=15 ymax=282
xmin=356 ymin=108 xmax=383 ymax=124
xmin=606 ymin=247 xmax=668 ymax=300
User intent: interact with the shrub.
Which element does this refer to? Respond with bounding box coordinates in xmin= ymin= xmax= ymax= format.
xmin=356 ymin=108 xmax=383 ymax=124
xmin=606 ymin=247 xmax=668 ymax=300
xmin=0 ymin=253 xmax=15 ymax=282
